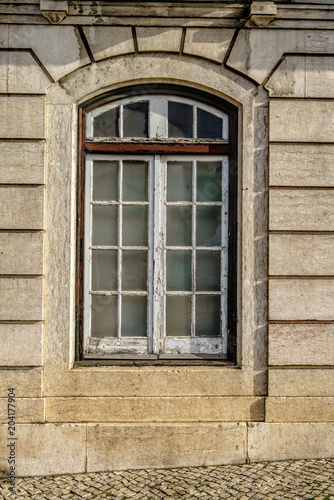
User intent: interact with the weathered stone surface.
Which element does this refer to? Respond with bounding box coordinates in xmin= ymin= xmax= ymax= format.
xmin=82 ymin=26 xmax=134 ymax=60
xmin=0 ymin=324 xmax=43 ymax=366
xmin=269 ymin=189 xmax=334 ymax=231
xmin=0 ymin=51 xmax=50 ymax=93
xmin=0 ymin=187 xmax=44 ymax=230
xmin=269 ymin=323 xmax=334 ymax=365
xmin=0 ymin=141 xmax=44 ymax=184
xmin=266 ymin=397 xmax=334 ymax=422
xmin=0 ymin=280 xmax=43 ymax=321
xmin=0 ymin=232 xmax=43 ymax=275
xmin=0 ymin=398 xmax=44 ymax=423
xmin=0 ymin=424 xmax=86 ymax=476
xmin=269 ymin=100 xmax=334 ymax=142
xmin=0 ymin=368 xmax=42 ymax=397
xmin=87 ymin=423 xmax=247 ymax=471
xmin=248 ymin=423 xmax=334 ymax=462
xmin=269 ymin=369 xmax=334 ymax=396
xmin=269 ymin=234 xmax=334 ymax=276
xmin=47 ymin=396 xmax=264 ymax=422
xmin=183 ymin=28 xmax=235 ymax=63
xmin=0 ymin=96 xmax=45 ymax=139
xmin=136 ymin=27 xmax=182 ymax=53
xmin=269 ymin=144 xmax=334 ymax=187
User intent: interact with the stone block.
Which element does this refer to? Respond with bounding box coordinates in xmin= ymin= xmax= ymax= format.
xmin=0 ymin=424 xmax=86 ymax=476
xmin=82 ymin=27 xmax=134 ymax=61
xmin=0 ymin=398 xmax=44 ymax=423
xmin=0 ymin=96 xmax=45 ymax=139
xmin=269 ymin=189 xmax=334 ymax=231
xmin=0 ymin=142 xmax=45 ymax=184
xmin=0 ymin=187 xmax=44 ymax=230
xmin=183 ymin=28 xmax=235 ymax=63
xmin=0 ymin=280 xmax=43 ymax=321
xmin=0 ymin=368 xmax=42 ymax=397
xmin=248 ymin=422 xmax=334 ymax=462
xmin=0 ymin=51 xmax=50 ymax=94
xmin=269 ymin=369 xmax=334 ymax=397
xmin=87 ymin=423 xmax=247 ymax=471
xmin=269 ymin=323 xmax=334 ymax=365
xmin=0 ymin=233 xmax=43 ymax=275
xmin=266 ymin=397 xmax=334 ymax=422
xmin=136 ymin=27 xmax=182 ymax=53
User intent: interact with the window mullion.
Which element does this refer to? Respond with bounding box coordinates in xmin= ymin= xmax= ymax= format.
xmin=117 ymin=159 xmax=122 ymax=339
xmin=84 ymin=155 xmax=93 ymax=348
xmin=191 ymin=159 xmax=196 ymax=339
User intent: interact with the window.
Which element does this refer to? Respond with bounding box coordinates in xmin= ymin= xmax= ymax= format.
xmin=77 ymin=86 xmax=237 ymax=360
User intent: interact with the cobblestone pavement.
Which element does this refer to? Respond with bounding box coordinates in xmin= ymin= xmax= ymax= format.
xmin=1 ymin=459 xmax=334 ymax=499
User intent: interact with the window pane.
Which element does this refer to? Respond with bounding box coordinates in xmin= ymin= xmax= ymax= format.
xmin=197 ymin=162 xmax=222 ymax=202
xmin=195 ymin=295 xmax=220 ymax=337
xmin=196 ymin=250 xmax=220 ymax=291
xmin=93 ymin=107 xmax=119 ymax=138
xmin=122 ymin=250 xmax=147 ymax=291
xmin=168 ymin=101 xmax=193 ymax=138
xmin=91 ymin=295 xmax=117 ymax=337
xmin=167 ymin=206 xmax=192 ymax=246
xmin=93 ymin=161 xmax=118 ymax=201
xmin=166 ymin=296 xmax=191 ymax=336
xmin=123 ymin=101 xmax=148 ymax=138
xmin=196 ymin=206 xmax=221 ymax=247
xmin=92 ymin=250 xmax=117 ymax=291
xmin=166 ymin=251 xmax=192 ymax=291
xmin=167 ymin=162 xmax=192 ymax=202
xmin=197 ymin=108 xmax=222 ymax=139
xmin=123 ymin=161 xmax=148 ymax=202
xmin=122 ymin=206 xmax=148 ymax=246
xmin=121 ymin=296 xmax=147 ymax=337
xmin=92 ymin=205 xmax=118 ymax=246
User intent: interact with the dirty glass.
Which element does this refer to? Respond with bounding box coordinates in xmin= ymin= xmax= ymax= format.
xmin=123 ymin=101 xmax=149 ymax=137
xmin=168 ymin=101 xmax=193 ymax=138
xmin=197 ymin=108 xmax=222 ymax=139
xmin=93 ymin=107 xmax=119 ymax=138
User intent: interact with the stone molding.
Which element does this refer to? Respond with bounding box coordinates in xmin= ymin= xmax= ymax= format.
xmin=250 ymin=1 xmax=277 ymax=28
xmin=40 ymin=0 xmax=68 ymax=24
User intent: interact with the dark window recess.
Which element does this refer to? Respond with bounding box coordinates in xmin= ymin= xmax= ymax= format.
xmin=123 ymin=101 xmax=149 ymax=138
xmin=197 ymin=108 xmax=222 ymax=139
xmin=168 ymin=101 xmax=193 ymax=138
xmin=93 ymin=107 xmax=119 ymax=137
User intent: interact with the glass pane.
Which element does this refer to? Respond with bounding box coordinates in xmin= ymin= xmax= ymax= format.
xmin=167 ymin=206 xmax=192 ymax=246
xmin=167 ymin=162 xmax=192 ymax=202
xmin=122 ymin=250 xmax=147 ymax=291
xmin=123 ymin=161 xmax=148 ymax=202
xmin=196 ymin=207 xmax=221 ymax=247
xmin=91 ymin=295 xmax=117 ymax=337
xmin=166 ymin=296 xmax=191 ymax=336
xmin=122 ymin=206 xmax=148 ymax=246
xmin=166 ymin=251 xmax=191 ymax=291
xmin=168 ymin=101 xmax=193 ymax=138
xmin=92 ymin=205 xmax=118 ymax=246
xmin=197 ymin=108 xmax=222 ymax=139
xmin=123 ymin=101 xmax=148 ymax=138
xmin=93 ymin=161 xmax=118 ymax=201
xmin=196 ymin=251 xmax=220 ymax=291
xmin=121 ymin=296 xmax=147 ymax=337
xmin=93 ymin=107 xmax=119 ymax=138
xmin=195 ymin=295 xmax=220 ymax=337
xmin=197 ymin=162 xmax=222 ymax=202
xmin=92 ymin=250 xmax=117 ymax=291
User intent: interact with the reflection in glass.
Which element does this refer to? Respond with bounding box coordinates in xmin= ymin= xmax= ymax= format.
xmin=196 ymin=251 xmax=220 ymax=291
xmin=123 ymin=101 xmax=148 ymax=137
xmin=91 ymin=295 xmax=117 ymax=337
xmin=123 ymin=161 xmax=148 ymax=202
xmin=168 ymin=101 xmax=193 ymax=138
xmin=166 ymin=296 xmax=191 ymax=336
xmin=93 ymin=161 xmax=118 ymax=201
xmin=197 ymin=108 xmax=222 ymax=139
xmin=166 ymin=251 xmax=191 ymax=291
xmin=121 ymin=296 xmax=147 ymax=336
xmin=122 ymin=206 xmax=147 ymax=246
xmin=197 ymin=162 xmax=222 ymax=202
xmin=195 ymin=295 xmax=220 ymax=337
xmin=122 ymin=251 xmax=147 ymax=291
xmin=167 ymin=206 xmax=192 ymax=246
xmin=92 ymin=250 xmax=117 ymax=291
xmin=93 ymin=107 xmax=119 ymax=138
xmin=196 ymin=207 xmax=221 ymax=247
xmin=167 ymin=162 xmax=192 ymax=202
xmin=92 ymin=205 xmax=118 ymax=246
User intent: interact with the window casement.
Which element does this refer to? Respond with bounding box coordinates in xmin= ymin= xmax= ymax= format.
xmin=76 ymin=86 xmax=238 ymax=361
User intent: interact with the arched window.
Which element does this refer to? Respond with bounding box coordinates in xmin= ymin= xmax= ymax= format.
xmin=77 ymin=85 xmax=238 ymax=360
